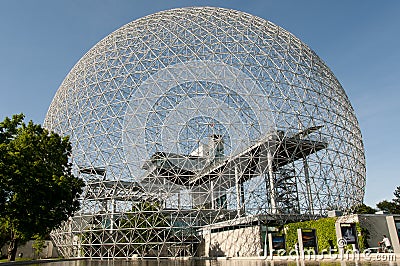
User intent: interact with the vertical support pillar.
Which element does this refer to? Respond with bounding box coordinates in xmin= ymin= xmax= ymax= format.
xmin=263 ymin=226 xmax=268 ymax=257
xmin=178 ymin=191 xmax=181 ymax=209
xmin=303 ymin=157 xmax=314 ymax=215
xmin=211 ymin=180 xmax=215 ymax=209
xmin=267 ymin=150 xmax=277 ymax=214
xmin=268 ymin=233 xmax=274 ymax=258
xmin=386 ymin=216 xmax=400 ymax=253
xmin=297 ymin=228 xmax=304 ymax=259
xmin=235 ymin=165 xmax=242 ymax=216
xmin=241 ymin=182 xmax=245 ymax=213
xmin=110 ymin=198 xmax=115 ymax=232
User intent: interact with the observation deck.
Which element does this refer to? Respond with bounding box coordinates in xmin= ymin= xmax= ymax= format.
xmin=142 ymin=126 xmax=327 ymax=187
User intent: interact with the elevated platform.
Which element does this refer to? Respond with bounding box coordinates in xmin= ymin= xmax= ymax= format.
xmin=143 ymin=127 xmax=327 ymax=187
xmin=82 ymin=180 xmax=145 ymax=201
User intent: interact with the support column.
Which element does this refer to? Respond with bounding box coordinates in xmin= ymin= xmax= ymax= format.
xmin=110 ymin=198 xmax=115 ymax=232
xmin=178 ymin=191 xmax=181 ymax=209
xmin=235 ymin=166 xmax=242 ymax=216
xmin=386 ymin=216 xmax=400 ymax=253
xmin=211 ymin=180 xmax=215 ymax=209
xmin=267 ymin=150 xmax=277 ymax=214
xmin=303 ymin=157 xmax=314 ymax=215
xmin=241 ymin=182 xmax=245 ymax=213
xmin=297 ymin=228 xmax=304 ymax=259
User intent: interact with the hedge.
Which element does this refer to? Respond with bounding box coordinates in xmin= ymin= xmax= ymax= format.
xmin=284 ymin=217 xmax=337 ymax=252
xmin=283 ymin=217 xmax=369 ymax=252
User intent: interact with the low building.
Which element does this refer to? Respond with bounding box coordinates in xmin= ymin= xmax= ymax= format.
xmin=336 ymin=213 xmax=400 ymax=253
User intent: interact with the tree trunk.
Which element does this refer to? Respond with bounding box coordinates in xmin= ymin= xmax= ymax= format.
xmin=7 ymin=237 xmax=19 ymax=261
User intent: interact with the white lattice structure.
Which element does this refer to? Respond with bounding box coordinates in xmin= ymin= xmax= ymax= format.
xmin=44 ymin=7 xmax=365 ymax=258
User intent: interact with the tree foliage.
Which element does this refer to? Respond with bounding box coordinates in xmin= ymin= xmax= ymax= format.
xmin=376 ymin=200 xmax=400 ymax=214
xmin=351 ymin=203 xmax=377 ymax=214
xmin=393 ymin=186 xmax=400 ymax=207
xmin=32 ymin=235 xmax=46 ymax=259
xmin=376 ymin=186 xmax=400 ymax=214
xmin=0 ymin=114 xmax=85 ymax=261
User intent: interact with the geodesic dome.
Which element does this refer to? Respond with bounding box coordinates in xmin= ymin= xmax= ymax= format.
xmin=44 ymin=6 xmax=365 ymax=258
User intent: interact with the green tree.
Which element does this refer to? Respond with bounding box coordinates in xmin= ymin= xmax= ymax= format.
xmin=351 ymin=203 xmax=377 ymax=214
xmin=0 ymin=222 xmax=9 ymax=258
xmin=376 ymin=186 xmax=400 ymax=214
xmin=0 ymin=114 xmax=85 ymax=261
xmin=32 ymin=235 xmax=45 ymax=259
xmin=377 ymin=200 xmax=400 ymax=214
xmin=393 ymin=186 xmax=400 ymax=207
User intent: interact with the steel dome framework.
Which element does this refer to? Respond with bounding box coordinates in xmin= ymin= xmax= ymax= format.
xmin=44 ymin=7 xmax=365 ymax=259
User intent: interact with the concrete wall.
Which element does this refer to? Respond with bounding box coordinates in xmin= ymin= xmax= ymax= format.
xmin=358 ymin=214 xmax=390 ymax=248
xmin=1 ymin=240 xmax=58 ymax=259
xmin=386 ymin=216 xmax=400 ymax=253
xmin=203 ymin=225 xmax=262 ymax=257
xmin=335 ymin=214 xmax=400 ymax=252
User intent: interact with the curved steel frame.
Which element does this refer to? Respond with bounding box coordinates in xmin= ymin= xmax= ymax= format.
xmin=44 ymin=7 xmax=365 ymax=259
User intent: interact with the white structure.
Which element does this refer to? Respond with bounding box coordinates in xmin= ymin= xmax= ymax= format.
xmin=336 ymin=214 xmax=400 ymax=253
xmin=44 ymin=7 xmax=366 ymax=258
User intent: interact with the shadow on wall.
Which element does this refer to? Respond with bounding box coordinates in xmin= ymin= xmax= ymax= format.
xmin=209 ymin=241 xmax=225 ymax=257
xmin=0 ymin=240 xmax=58 ymax=259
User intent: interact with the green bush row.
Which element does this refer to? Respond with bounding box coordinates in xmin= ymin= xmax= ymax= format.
xmin=284 ymin=217 xmax=337 ymax=252
xmin=283 ymin=217 xmax=369 ymax=252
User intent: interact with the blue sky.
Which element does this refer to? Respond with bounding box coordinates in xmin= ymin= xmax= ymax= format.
xmin=0 ymin=0 xmax=399 ymax=207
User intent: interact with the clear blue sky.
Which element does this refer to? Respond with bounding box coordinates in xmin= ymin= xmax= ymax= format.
xmin=0 ymin=0 xmax=399 ymax=207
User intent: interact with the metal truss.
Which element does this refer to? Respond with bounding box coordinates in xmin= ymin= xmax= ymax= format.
xmin=44 ymin=7 xmax=366 ymax=259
